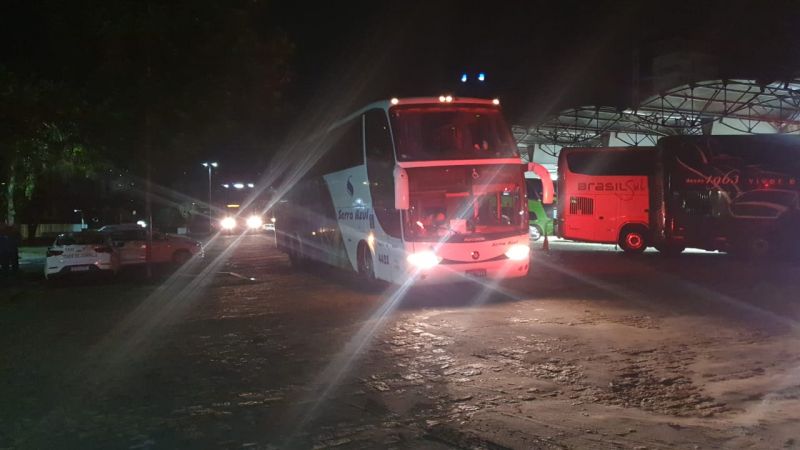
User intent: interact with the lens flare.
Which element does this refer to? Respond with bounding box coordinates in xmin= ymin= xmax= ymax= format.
xmin=220 ymin=217 xmax=236 ymax=230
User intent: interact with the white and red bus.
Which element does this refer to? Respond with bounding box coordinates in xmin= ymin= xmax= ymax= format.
xmin=275 ymin=97 xmax=553 ymax=284
xmin=556 ymin=147 xmax=654 ymax=253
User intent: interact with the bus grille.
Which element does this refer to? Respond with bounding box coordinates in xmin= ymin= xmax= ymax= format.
xmin=569 ymin=196 xmax=594 ymax=215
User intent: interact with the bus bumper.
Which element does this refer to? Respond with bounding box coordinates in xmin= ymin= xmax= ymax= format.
xmin=403 ymin=258 xmax=529 ymax=284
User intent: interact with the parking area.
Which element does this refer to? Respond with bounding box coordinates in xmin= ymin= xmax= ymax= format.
xmin=2 ymin=235 xmax=800 ymax=449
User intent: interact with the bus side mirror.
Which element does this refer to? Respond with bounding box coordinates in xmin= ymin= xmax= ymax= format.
xmin=394 ymin=166 xmax=409 ymax=210
xmin=526 ymin=162 xmax=554 ymax=205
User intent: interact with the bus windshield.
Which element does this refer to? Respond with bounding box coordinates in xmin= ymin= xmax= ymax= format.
xmin=390 ymin=105 xmax=518 ymax=161
xmin=403 ymin=165 xmax=526 ymax=242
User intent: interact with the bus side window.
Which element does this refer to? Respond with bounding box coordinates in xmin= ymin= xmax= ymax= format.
xmin=317 ymin=118 xmax=364 ymax=174
xmin=365 ymin=109 xmax=401 ymax=237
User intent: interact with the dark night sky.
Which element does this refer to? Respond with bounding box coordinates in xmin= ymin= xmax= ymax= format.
xmin=4 ymin=0 xmax=800 ymax=180
xmin=273 ymin=0 xmax=800 ymax=124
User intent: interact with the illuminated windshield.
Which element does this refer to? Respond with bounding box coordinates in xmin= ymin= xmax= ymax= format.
xmin=403 ymin=165 xmax=526 ymax=241
xmin=390 ymin=105 xmax=519 ymax=161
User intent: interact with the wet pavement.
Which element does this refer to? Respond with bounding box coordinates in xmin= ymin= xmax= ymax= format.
xmin=1 ymin=235 xmax=800 ymax=449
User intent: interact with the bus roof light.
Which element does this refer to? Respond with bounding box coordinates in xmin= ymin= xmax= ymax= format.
xmin=438 ymin=95 xmax=446 ymax=102
xmin=390 ymin=97 xmax=399 ymax=105
xmin=492 ymin=98 xmax=500 ymax=105
xmin=445 ymin=95 xmax=453 ymax=103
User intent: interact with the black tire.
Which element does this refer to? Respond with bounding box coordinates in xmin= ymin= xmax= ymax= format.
xmin=656 ymin=244 xmax=685 ymax=257
xmin=357 ymin=242 xmax=376 ymax=282
xmin=172 ymin=250 xmax=191 ymax=266
xmin=529 ymin=225 xmax=543 ymax=242
xmin=288 ymin=234 xmax=307 ymax=268
xmin=619 ymin=226 xmax=648 ymax=254
xmin=740 ymin=236 xmax=771 ymax=260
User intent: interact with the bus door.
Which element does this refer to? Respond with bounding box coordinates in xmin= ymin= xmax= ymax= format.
xmin=564 ymin=184 xmax=597 ymax=242
xmin=593 ymin=187 xmax=620 ymax=243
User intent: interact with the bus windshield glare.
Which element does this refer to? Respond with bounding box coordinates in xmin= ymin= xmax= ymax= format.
xmin=403 ymin=165 xmax=526 ymax=242
xmin=390 ymin=105 xmax=519 ymax=161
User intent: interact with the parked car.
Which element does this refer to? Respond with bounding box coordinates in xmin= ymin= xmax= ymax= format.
xmin=98 ymin=224 xmax=203 ymax=266
xmin=45 ymin=231 xmax=119 ymax=279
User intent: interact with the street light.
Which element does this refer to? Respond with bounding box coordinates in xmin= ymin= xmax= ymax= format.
xmin=201 ymin=162 xmax=218 ymax=230
xmin=73 ymin=209 xmax=85 ymax=229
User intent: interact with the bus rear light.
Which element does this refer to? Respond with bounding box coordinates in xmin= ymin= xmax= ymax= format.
xmin=220 ymin=217 xmax=236 ymax=230
xmin=505 ymin=244 xmax=530 ymax=261
xmin=407 ymin=251 xmax=442 ymax=269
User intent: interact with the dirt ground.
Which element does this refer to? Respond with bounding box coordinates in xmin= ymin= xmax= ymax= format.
xmin=2 ymin=235 xmax=800 ymax=449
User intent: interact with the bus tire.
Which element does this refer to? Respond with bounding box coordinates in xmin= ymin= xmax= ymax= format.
xmin=529 ymin=224 xmax=543 ymax=242
xmin=288 ymin=234 xmax=307 ymax=268
xmin=656 ymin=244 xmax=685 ymax=257
xmin=357 ymin=241 xmax=379 ymax=288
xmin=619 ymin=225 xmax=648 ymax=254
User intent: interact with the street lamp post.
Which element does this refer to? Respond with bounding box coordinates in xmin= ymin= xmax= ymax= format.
xmin=73 ymin=209 xmax=85 ymax=230
xmin=201 ymin=162 xmax=218 ymax=230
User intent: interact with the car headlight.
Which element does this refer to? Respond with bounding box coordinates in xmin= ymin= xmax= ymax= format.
xmin=220 ymin=217 xmax=236 ymax=230
xmin=246 ymin=215 xmax=263 ymax=229
xmin=505 ymin=243 xmax=530 ymax=261
xmin=407 ymin=250 xmax=442 ymax=269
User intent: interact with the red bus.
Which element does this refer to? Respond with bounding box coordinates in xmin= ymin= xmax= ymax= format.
xmin=557 ymin=147 xmax=654 ymax=253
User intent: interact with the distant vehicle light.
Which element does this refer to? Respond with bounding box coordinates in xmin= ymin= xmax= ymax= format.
xmin=226 ymin=204 xmax=240 ymax=208
xmin=407 ymin=250 xmax=441 ymax=270
xmin=439 ymin=95 xmax=446 ymax=102
xmin=220 ymin=217 xmax=236 ymax=230
xmin=478 ymin=72 xmax=485 ymax=81
xmin=246 ymin=215 xmax=263 ymax=229
xmin=136 ymin=220 xmax=147 ymax=228
xmin=445 ymin=95 xmax=453 ymax=103
xmin=222 ymin=184 xmax=230 ymax=188
xmin=390 ymin=97 xmax=399 ymax=105
xmin=247 ymin=183 xmax=254 ymax=188
xmin=270 ymin=217 xmax=276 ymax=223
xmin=505 ymin=244 xmax=530 ymax=261
xmin=233 ymin=183 xmax=245 ymax=189
xmin=460 ymin=73 xmax=467 ymax=83
xmin=492 ymin=98 xmax=500 ymax=105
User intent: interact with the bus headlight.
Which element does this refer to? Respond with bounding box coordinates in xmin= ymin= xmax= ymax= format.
xmin=505 ymin=244 xmax=530 ymax=261
xmin=220 ymin=217 xmax=236 ymax=230
xmin=407 ymin=251 xmax=442 ymax=269
xmin=246 ymin=215 xmax=263 ymax=229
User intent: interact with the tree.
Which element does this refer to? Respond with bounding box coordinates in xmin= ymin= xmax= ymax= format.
xmin=0 ymin=69 xmax=101 ymax=225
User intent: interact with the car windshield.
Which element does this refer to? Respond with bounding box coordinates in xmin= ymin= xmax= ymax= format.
xmin=55 ymin=233 xmax=107 ymax=246
xmin=734 ymin=190 xmax=797 ymax=206
xmin=390 ymin=105 xmax=518 ymax=161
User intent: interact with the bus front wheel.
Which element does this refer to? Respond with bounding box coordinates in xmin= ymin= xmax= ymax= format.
xmin=619 ymin=226 xmax=648 ymax=254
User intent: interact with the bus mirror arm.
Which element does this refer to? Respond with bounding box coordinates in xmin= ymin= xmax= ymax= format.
xmin=526 ymin=162 xmax=554 ymax=205
xmin=394 ymin=166 xmax=410 ymax=210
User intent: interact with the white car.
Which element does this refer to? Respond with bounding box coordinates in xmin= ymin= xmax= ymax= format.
xmin=45 ymin=232 xmax=119 ymax=279
xmin=99 ymin=225 xmax=203 ymax=266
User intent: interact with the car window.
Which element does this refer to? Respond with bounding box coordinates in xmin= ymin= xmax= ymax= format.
xmin=55 ymin=233 xmax=107 ymax=246
xmin=110 ymin=230 xmax=146 ymax=241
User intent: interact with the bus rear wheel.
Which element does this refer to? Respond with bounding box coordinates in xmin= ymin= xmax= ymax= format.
xmin=656 ymin=244 xmax=685 ymax=257
xmin=619 ymin=226 xmax=648 ymax=254
xmin=288 ymin=234 xmax=307 ymax=268
xmin=357 ymin=242 xmax=376 ymax=282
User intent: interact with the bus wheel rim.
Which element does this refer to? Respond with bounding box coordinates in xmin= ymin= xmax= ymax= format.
xmin=626 ymin=233 xmax=643 ymax=249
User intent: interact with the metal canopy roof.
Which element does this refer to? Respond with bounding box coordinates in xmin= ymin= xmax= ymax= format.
xmin=514 ymin=79 xmax=800 ymax=156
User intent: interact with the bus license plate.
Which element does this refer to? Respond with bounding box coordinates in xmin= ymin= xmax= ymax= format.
xmin=466 ymin=269 xmax=487 ymax=278
xmin=70 ymin=266 xmax=90 ymax=272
